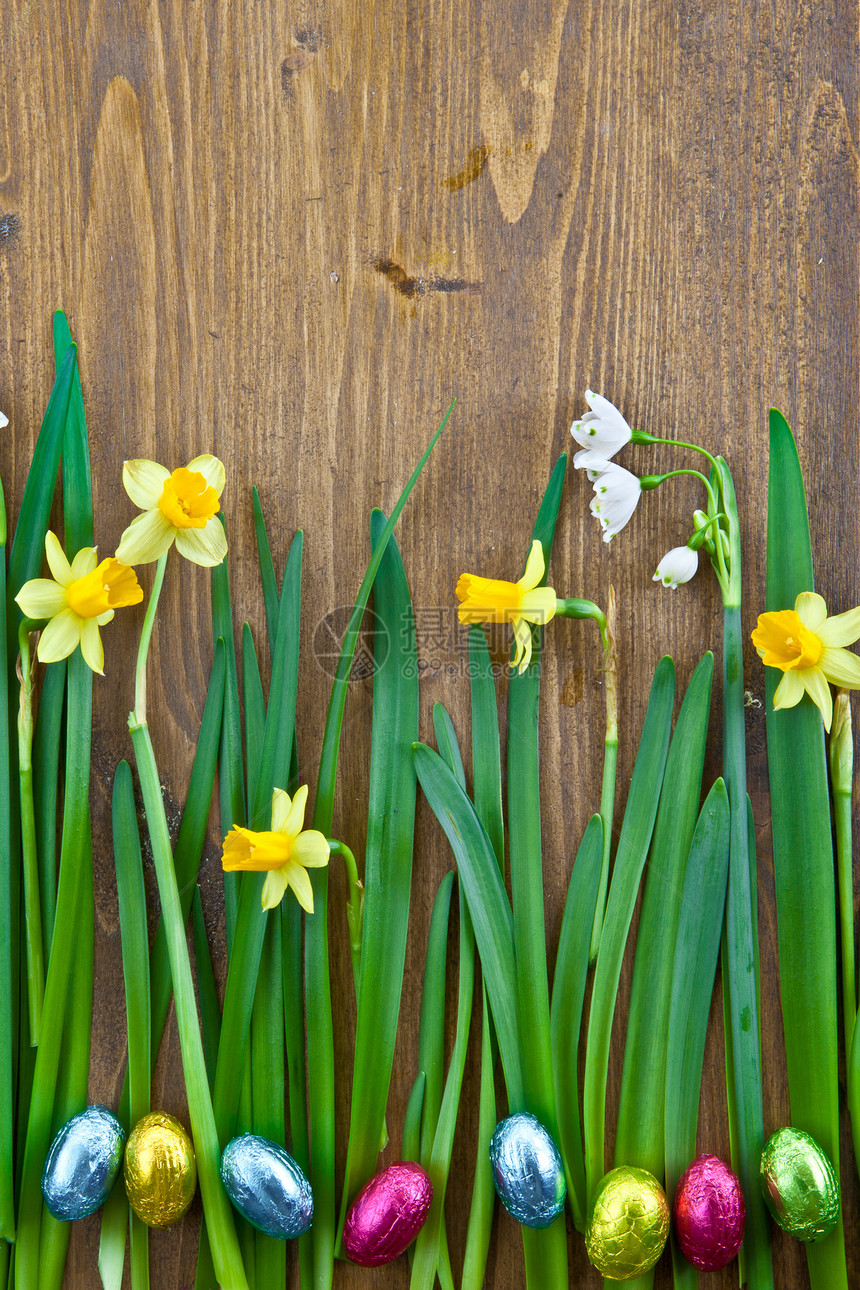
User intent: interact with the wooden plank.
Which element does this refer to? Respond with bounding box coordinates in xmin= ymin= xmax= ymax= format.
xmin=1 ymin=0 xmax=858 ymax=1284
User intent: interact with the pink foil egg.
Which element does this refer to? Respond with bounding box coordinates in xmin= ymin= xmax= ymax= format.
xmin=343 ymin=1162 xmax=433 ymax=1266
xmin=674 ymin=1154 xmax=745 ymax=1270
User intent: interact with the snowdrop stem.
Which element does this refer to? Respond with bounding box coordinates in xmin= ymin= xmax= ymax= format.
xmin=632 ymin=430 xmax=721 ymax=478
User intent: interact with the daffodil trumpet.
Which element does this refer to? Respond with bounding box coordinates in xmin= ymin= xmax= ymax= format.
xmin=16 ymin=622 xmax=45 ymax=1047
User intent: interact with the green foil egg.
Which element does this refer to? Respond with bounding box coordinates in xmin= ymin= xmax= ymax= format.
xmin=585 ymin=1166 xmax=670 ymax=1280
xmin=759 ymin=1127 xmax=839 ymax=1242
xmin=124 ymin=1112 xmax=197 ymax=1228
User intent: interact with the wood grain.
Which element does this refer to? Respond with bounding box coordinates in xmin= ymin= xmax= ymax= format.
xmin=1 ymin=0 xmax=859 ymax=1284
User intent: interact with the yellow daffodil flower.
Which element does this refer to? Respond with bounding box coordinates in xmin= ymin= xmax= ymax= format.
xmin=752 ymin=591 xmax=860 ymax=731
xmin=221 ymin=785 xmax=330 ymax=912
xmin=15 ymin=531 xmax=143 ymax=674
xmin=456 ymin=539 xmax=556 ymax=674
xmin=116 ymin=455 xmax=227 ymax=567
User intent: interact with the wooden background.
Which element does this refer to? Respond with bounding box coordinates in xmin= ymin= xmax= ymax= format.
xmin=1 ymin=0 xmax=859 ymax=1284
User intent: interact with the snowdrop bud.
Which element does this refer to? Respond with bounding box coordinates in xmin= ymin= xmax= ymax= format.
xmin=652 ymin=545 xmax=698 ymax=589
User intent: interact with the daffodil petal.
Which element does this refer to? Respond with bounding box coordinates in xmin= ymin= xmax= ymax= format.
xmin=270 ymin=787 xmax=292 ymax=834
xmin=44 ymin=531 xmax=73 ymax=586
xmin=283 ymin=783 xmax=309 ymax=838
xmin=795 ymin=592 xmax=827 ymax=632
xmin=15 ymin=579 xmax=67 ymax=618
xmin=291 ymin=831 xmax=331 ymax=868
xmin=116 ymin=508 xmax=176 ymax=565
xmin=37 ymin=609 xmax=82 ymax=663
xmin=174 ymin=517 xmax=228 ymax=567
xmin=801 ymin=667 xmax=833 ymax=731
xmin=285 ymin=862 xmax=314 ymax=913
xmin=123 ymin=459 xmax=170 ymax=510
xmin=79 ymin=617 xmax=105 ymax=675
xmin=512 ymin=615 xmax=533 ymax=674
xmin=186 ymin=454 xmax=226 ymax=497
xmin=262 ymin=868 xmax=290 ymax=911
xmin=518 ymin=540 xmax=546 ymax=592
xmin=70 ymin=547 xmax=99 ymax=580
xmin=519 ymin=587 xmax=557 ymax=625
xmin=817 ymin=607 xmax=860 ymax=649
xmin=97 ymin=609 xmax=115 ymax=626
xmin=820 ymin=647 xmax=860 ymax=688
xmin=773 ymin=669 xmax=804 ymax=710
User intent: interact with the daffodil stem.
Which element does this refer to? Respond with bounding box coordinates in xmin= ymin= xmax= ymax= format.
xmin=17 ymin=625 xmax=44 ymax=1046
xmin=133 ymin=553 xmax=168 ymax=726
xmin=829 ymin=693 xmax=856 ymax=1052
xmin=328 ymin=841 xmax=363 ymax=996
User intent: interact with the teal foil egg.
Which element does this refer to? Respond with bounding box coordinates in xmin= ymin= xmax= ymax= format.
xmin=41 ymin=1105 xmax=126 ymax=1221
xmin=760 ymin=1127 xmax=839 ymax=1242
xmin=220 ymin=1134 xmax=313 ymax=1239
xmin=489 ymin=1112 xmax=566 ymax=1228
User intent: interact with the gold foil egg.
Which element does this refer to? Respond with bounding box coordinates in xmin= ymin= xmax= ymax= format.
xmin=585 ymin=1166 xmax=670 ymax=1280
xmin=124 ymin=1113 xmax=197 ymax=1228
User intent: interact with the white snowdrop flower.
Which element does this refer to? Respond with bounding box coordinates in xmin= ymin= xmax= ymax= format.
xmin=589 ymin=463 xmax=642 ymax=543
xmin=653 ymin=545 xmax=698 ymax=589
xmin=570 ymin=390 xmax=633 ymax=473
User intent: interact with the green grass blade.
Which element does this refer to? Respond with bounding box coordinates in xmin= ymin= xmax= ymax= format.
xmin=416 ymin=872 xmax=454 ymax=1164
xmin=615 ymin=653 xmax=714 ymax=1178
xmin=212 ymin=528 xmax=245 ymax=937
xmin=339 ymin=515 xmax=419 ymax=1233
xmin=664 ymin=779 xmax=730 ymax=1289
xmin=242 ymin=624 xmax=266 ymax=816
xmin=413 ymin=744 xmax=523 ymax=1106
xmin=54 ymin=311 xmax=93 ymax=553
xmin=251 ymin=916 xmax=286 ymax=1285
xmin=409 ymin=883 xmax=475 ymax=1290
xmin=112 ymin=764 xmax=151 ymax=1290
xmin=32 ymin=660 xmax=65 ymax=948
xmin=14 ymin=652 xmax=92 ymax=1289
xmin=550 ymin=814 xmax=602 ymax=1232
xmin=583 ymin=655 xmax=675 ymax=1203
xmin=251 ymin=488 xmax=280 ymax=654
xmin=461 ymin=985 xmax=497 ymax=1290
xmin=764 ymin=409 xmax=846 ymax=1288
xmin=306 ymin=405 xmax=452 ymax=1290
xmin=281 ymin=892 xmax=312 ymax=1290
xmin=0 ymin=494 xmax=11 ymax=1241
xmin=7 ymin=344 xmax=76 ymax=605
xmin=212 ymin=531 xmax=302 ymax=1145
xmin=402 ymin=1071 xmax=426 ymax=1164
xmin=192 ymin=888 xmax=222 ymax=1088
xmin=468 ymin=626 xmax=504 ymax=871
xmin=432 ymin=702 xmax=466 ymax=789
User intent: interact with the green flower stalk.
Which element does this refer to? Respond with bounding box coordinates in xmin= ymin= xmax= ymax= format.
xmin=830 ymin=691 xmax=856 ymax=1054
xmin=16 ymin=624 xmax=45 ymax=1046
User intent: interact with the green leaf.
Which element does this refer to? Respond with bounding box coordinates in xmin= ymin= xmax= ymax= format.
xmin=339 ymin=516 xmax=419 ymax=1235
xmin=416 ymin=873 xmax=454 ymax=1164
xmin=664 ymin=779 xmax=730 ymax=1289
xmin=764 ymin=409 xmax=847 ymax=1288
xmin=583 ymin=655 xmax=674 ymax=1202
xmin=550 ymin=814 xmax=602 ymax=1232
xmin=615 ymin=653 xmax=714 ymax=1181
xmin=413 ymin=743 xmax=523 ymax=1106
xmin=468 ymin=627 xmax=504 ymax=872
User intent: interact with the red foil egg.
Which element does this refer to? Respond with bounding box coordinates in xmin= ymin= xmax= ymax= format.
xmin=343 ymin=1162 xmax=433 ymax=1266
xmin=674 ymin=1154 xmax=745 ymax=1270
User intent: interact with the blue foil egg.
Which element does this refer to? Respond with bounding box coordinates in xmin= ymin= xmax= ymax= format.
xmin=220 ymin=1135 xmax=313 ymax=1238
xmin=489 ymin=1112 xmax=566 ymax=1228
xmin=41 ymin=1105 xmax=126 ymax=1221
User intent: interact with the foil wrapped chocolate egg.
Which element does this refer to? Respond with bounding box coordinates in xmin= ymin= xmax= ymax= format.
xmin=343 ymin=1162 xmax=433 ymax=1266
xmin=760 ymin=1127 xmax=839 ymax=1242
xmin=586 ymin=1166 xmax=670 ymax=1280
xmin=124 ymin=1112 xmax=196 ymax=1228
xmin=220 ymin=1135 xmax=313 ymax=1239
xmin=673 ymin=1154 xmax=745 ymax=1270
xmin=41 ymin=1105 xmax=126 ymax=1221
xmin=488 ymin=1112 xmax=566 ymax=1228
